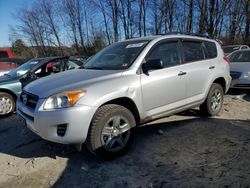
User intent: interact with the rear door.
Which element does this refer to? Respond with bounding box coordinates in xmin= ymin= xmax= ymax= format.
xmin=180 ymin=40 xmax=216 ymax=103
xmin=140 ymin=39 xmax=187 ymax=115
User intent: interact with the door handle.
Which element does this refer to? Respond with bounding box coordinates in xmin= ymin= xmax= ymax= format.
xmin=209 ymin=65 xmax=215 ymax=69
xmin=178 ymin=71 xmax=187 ymax=76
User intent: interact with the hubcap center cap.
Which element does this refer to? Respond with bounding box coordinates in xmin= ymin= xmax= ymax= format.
xmin=112 ymin=129 xmax=119 ymax=137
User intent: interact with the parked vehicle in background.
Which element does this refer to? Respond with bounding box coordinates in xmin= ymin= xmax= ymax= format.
xmin=0 ymin=56 xmax=84 ymax=116
xmin=229 ymin=49 xmax=250 ymax=89
xmin=17 ymin=34 xmax=231 ymax=159
xmin=0 ymin=49 xmax=18 ymax=75
xmin=0 ymin=49 xmax=14 ymax=58
xmin=222 ymin=45 xmax=249 ymax=56
xmin=71 ymin=56 xmax=88 ymax=64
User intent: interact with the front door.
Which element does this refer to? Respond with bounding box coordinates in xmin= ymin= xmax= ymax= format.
xmin=140 ymin=40 xmax=187 ymax=116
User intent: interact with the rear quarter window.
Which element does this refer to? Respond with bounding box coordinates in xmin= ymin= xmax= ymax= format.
xmin=182 ymin=41 xmax=205 ymax=63
xmin=204 ymin=41 xmax=217 ymax=58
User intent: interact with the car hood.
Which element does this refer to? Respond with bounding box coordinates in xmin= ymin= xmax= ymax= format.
xmin=0 ymin=75 xmax=18 ymax=84
xmin=230 ymin=62 xmax=250 ymax=72
xmin=24 ymin=69 xmax=123 ymax=98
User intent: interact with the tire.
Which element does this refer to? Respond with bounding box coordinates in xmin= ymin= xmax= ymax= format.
xmin=86 ymin=104 xmax=136 ymax=160
xmin=200 ymin=83 xmax=224 ymax=116
xmin=0 ymin=92 xmax=15 ymax=116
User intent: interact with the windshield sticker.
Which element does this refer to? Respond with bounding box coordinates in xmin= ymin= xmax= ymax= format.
xmin=30 ymin=61 xmax=39 ymax=65
xmin=126 ymin=43 xmax=145 ymax=48
xmin=122 ymin=63 xmax=128 ymax=67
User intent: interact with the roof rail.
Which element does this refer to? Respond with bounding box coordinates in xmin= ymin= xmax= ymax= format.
xmin=160 ymin=32 xmax=211 ymax=39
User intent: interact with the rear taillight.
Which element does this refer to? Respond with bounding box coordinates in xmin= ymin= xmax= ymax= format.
xmin=223 ymin=56 xmax=230 ymax=63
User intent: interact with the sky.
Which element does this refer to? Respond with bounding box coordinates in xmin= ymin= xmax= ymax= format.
xmin=0 ymin=0 xmax=36 ymax=47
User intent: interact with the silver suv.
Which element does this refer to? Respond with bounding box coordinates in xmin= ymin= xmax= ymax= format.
xmin=17 ymin=34 xmax=231 ymax=159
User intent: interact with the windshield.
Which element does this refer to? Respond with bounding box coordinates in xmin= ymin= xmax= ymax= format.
xmin=229 ymin=51 xmax=250 ymax=63
xmin=7 ymin=59 xmax=40 ymax=77
xmin=84 ymin=40 xmax=150 ymax=70
xmin=223 ymin=46 xmax=240 ymax=54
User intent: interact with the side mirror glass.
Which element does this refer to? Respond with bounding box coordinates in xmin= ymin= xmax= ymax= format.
xmin=142 ymin=59 xmax=163 ymax=72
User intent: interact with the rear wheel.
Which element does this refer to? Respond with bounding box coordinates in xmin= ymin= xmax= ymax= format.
xmin=0 ymin=92 xmax=15 ymax=116
xmin=200 ymin=83 xmax=224 ymax=116
xmin=86 ymin=104 xmax=136 ymax=160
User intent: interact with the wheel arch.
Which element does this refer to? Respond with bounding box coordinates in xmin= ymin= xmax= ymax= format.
xmin=212 ymin=77 xmax=226 ymax=93
xmin=0 ymin=88 xmax=18 ymax=101
xmin=100 ymin=97 xmax=141 ymax=126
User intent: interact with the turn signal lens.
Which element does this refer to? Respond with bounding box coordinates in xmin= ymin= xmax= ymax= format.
xmin=64 ymin=89 xmax=86 ymax=107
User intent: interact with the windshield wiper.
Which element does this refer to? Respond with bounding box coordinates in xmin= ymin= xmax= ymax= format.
xmin=86 ymin=66 xmax=104 ymax=70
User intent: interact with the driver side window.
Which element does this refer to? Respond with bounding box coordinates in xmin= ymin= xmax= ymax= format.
xmin=146 ymin=41 xmax=180 ymax=68
xmin=34 ymin=60 xmax=62 ymax=78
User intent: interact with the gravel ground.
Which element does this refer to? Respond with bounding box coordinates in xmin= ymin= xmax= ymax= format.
xmin=0 ymin=90 xmax=249 ymax=188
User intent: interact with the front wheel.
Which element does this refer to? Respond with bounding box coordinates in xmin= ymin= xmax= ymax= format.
xmin=200 ymin=83 xmax=224 ymax=116
xmin=86 ymin=104 xmax=136 ymax=160
xmin=0 ymin=92 xmax=15 ymax=116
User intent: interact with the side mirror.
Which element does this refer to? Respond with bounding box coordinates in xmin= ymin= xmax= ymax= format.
xmin=142 ymin=59 xmax=163 ymax=72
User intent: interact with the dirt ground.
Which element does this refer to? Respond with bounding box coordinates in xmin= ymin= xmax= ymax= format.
xmin=0 ymin=90 xmax=250 ymax=188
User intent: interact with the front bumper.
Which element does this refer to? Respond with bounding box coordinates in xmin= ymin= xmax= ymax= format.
xmin=16 ymin=99 xmax=97 ymax=144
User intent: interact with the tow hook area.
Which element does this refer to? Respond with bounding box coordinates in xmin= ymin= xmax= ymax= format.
xmin=75 ymin=143 xmax=82 ymax=152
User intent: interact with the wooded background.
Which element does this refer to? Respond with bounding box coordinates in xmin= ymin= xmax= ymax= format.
xmin=8 ymin=0 xmax=250 ymax=58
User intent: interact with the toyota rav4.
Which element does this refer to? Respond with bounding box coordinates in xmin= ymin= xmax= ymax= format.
xmin=17 ymin=34 xmax=231 ymax=159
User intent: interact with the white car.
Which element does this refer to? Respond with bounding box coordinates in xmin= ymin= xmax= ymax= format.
xmin=17 ymin=34 xmax=231 ymax=159
xmin=0 ymin=71 xmax=9 ymax=77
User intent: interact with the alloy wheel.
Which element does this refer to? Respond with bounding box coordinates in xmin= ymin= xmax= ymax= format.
xmin=101 ymin=115 xmax=131 ymax=152
xmin=211 ymin=89 xmax=222 ymax=112
xmin=0 ymin=96 xmax=13 ymax=115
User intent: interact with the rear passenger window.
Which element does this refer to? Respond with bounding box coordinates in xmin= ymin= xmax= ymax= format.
xmin=204 ymin=41 xmax=217 ymax=58
xmin=182 ymin=41 xmax=205 ymax=63
xmin=146 ymin=41 xmax=180 ymax=68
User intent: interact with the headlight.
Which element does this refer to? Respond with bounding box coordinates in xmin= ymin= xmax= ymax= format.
xmin=44 ymin=89 xmax=86 ymax=110
xmin=243 ymin=72 xmax=250 ymax=78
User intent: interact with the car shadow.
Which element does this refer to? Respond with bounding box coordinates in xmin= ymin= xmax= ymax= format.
xmin=227 ymin=89 xmax=250 ymax=102
xmin=53 ymin=117 xmax=250 ymax=187
xmin=243 ymin=94 xmax=250 ymax=102
xmin=0 ymin=112 xmax=14 ymax=119
xmin=0 ymin=114 xmax=76 ymax=159
xmin=1 ymin=114 xmax=250 ymax=187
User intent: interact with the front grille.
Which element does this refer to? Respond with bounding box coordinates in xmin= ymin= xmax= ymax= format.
xmin=20 ymin=91 xmax=39 ymax=109
xmin=230 ymin=71 xmax=242 ymax=80
xmin=234 ymin=84 xmax=250 ymax=88
xmin=57 ymin=124 xmax=67 ymax=137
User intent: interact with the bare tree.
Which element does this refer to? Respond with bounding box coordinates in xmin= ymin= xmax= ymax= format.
xmin=186 ymin=0 xmax=193 ymax=32
xmin=108 ymin=0 xmax=119 ymax=42
xmin=198 ymin=0 xmax=208 ymax=34
xmin=63 ymin=0 xmax=80 ymax=53
xmin=40 ymin=0 xmax=64 ymax=55
xmin=228 ymin=0 xmax=245 ymax=44
xmin=11 ymin=0 xmax=250 ymax=58
xmin=244 ymin=0 xmax=250 ymax=43
xmin=95 ymin=0 xmax=111 ymax=44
